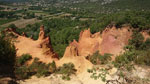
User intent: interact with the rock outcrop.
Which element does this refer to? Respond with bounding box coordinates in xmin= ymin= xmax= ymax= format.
xmin=78 ymin=29 xmax=102 ymax=56
xmin=58 ymin=43 xmax=93 ymax=73
xmin=67 ymin=29 xmax=102 ymax=57
xmin=13 ymin=25 xmax=58 ymax=63
xmin=99 ymin=26 xmax=132 ymax=56
xmin=37 ymin=25 xmax=58 ymax=58
xmin=64 ymin=26 xmax=132 ymax=59
xmin=59 ymin=26 xmax=132 ymax=73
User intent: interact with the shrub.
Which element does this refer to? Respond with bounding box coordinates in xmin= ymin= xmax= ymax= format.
xmin=88 ymin=68 xmax=108 ymax=82
xmin=16 ymin=54 xmax=32 ymax=65
xmin=15 ymin=65 xmax=29 ymax=79
xmin=56 ymin=63 xmax=76 ymax=80
xmin=113 ymin=49 xmax=136 ymax=71
xmin=89 ymin=51 xmax=112 ymax=65
xmin=114 ymin=45 xmax=150 ymax=70
xmin=128 ymin=30 xmax=144 ymax=50
xmin=28 ymin=58 xmax=52 ymax=77
xmin=140 ymin=38 xmax=150 ymax=50
xmin=0 ymin=33 xmax=16 ymax=77
xmin=8 ymin=24 xmax=17 ymax=30
xmin=134 ymin=50 xmax=150 ymax=66
xmin=15 ymin=57 xmax=56 ymax=79
xmin=100 ymin=53 xmax=112 ymax=64
xmin=122 ymin=29 xmax=150 ymax=67
xmin=49 ymin=61 xmax=57 ymax=73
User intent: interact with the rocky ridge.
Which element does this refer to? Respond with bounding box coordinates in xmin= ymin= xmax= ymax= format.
xmin=66 ymin=26 xmax=132 ymax=59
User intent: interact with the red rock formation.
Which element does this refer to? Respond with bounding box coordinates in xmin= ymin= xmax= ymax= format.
xmin=99 ymin=26 xmax=132 ymax=56
xmin=63 ymin=45 xmax=78 ymax=58
xmin=11 ymin=25 xmax=58 ymax=63
xmin=38 ymin=25 xmax=45 ymax=40
xmin=64 ymin=26 xmax=132 ymax=59
xmin=37 ymin=25 xmax=58 ymax=59
xmin=58 ymin=43 xmax=93 ymax=73
xmin=70 ymin=28 xmax=102 ymax=57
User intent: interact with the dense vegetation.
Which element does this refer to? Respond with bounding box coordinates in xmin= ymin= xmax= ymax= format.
xmin=114 ymin=30 xmax=150 ymax=70
xmin=0 ymin=32 xmax=16 ymax=77
xmin=0 ymin=11 xmax=19 ymax=25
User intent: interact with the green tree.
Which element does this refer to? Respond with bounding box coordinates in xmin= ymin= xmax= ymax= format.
xmin=8 ymin=24 xmax=17 ymax=30
xmin=128 ymin=30 xmax=144 ymax=50
xmin=0 ymin=33 xmax=16 ymax=77
xmin=89 ymin=51 xmax=112 ymax=65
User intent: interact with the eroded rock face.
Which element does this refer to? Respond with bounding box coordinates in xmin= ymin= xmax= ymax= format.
xmin=37 ymin=25 xmax=58 ymax=59
xmin=58 ymin=43 xmax=93 ymax=73
xmin=99 ymin=26 xmax=132 ymax=56
xmin=13 ymin=25 xmax=58 ymax=63
xmin=38 ymin=25 xmax=45 ymax=40
xmin=68 ymin=29 xmax=102 ymax=57
xmin=63 ymin=45 xmax=78 ymax=58
xmin=64 ymin=26 xmax=132 ymax=59
xmin=60 ymin=26 xmax=132 ymax=72
xmin=78 ymin=29 xmax=102 ymax=56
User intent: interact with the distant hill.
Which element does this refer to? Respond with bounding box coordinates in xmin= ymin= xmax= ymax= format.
xmin=0 ymin=0 xmax=150 ymax=13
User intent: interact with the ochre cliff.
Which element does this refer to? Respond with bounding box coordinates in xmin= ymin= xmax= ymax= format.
xmin=99 ymin=26 xmax=132 ymax=56
xmin=6 ymin=25 xmax=150 ymax=74
xmin=12 ymin=25 xmax=58 ymax=63
xmin=57 ymin=44 xmax=93 ymax=73
xmin=59 ymin=26 xmax=132 ymax=73
xmin=64 ymin=26 xmax=132 ymax=59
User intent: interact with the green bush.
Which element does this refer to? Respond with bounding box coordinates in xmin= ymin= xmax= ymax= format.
xmin=15 ymin=57 xmax=56 ymax=79
xmin=134 ymin=50 xmax=150 ymax=66
xmin=128 ymin=30 xmax=144 ymax=50
xmin=113 ymin=50 xmax=135 ymax=70
xmin=8 ymin=24 xmax=18 ymax=30
xmin=119 ymin=29 xmax=150 ymax=67
xmin=0 ymin=33 xmax=16 ymax=77
xmin=49 ymin=61 xmax=57 ymax=73
xmin=16 ymin=54 xmax=32 ymax=65
xmin=114 ymin=34 xmax=150 ymax=69
xmin=89 ymin=51 xmax=112 ymax=65
xmin=56 ymin=63 xmax=76 ymax=80
xmin=28 ymin=58 xmax=51 ymax=77
xmin=15 ymin=65 xmax=29 ymax=79
xmin=88 ymin=68 xmax=108 ymax=82
xmin=140 ymin=38 xmax=150 ymax=50
xmin=100 ymin=53 xmax=112 ymax=64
